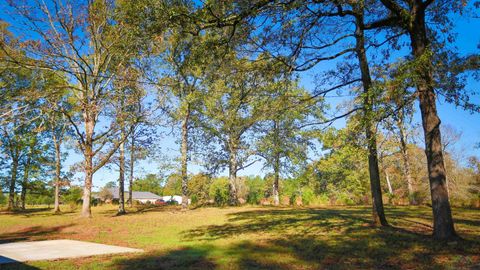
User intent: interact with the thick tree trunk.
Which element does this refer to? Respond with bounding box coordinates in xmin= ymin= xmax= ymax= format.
xmin=53 ymin=136 xmax=62 ymax=213
xmin=181 ymin=106 xmax=190 ymax=209
xmin=81 ymin=155 xmax=93 ymax=218
xmin=81 ymin=115 xmax=94 ymax=218
xmin=8 ymin=158 xmax=18 ymax=210
xmin=354 ymin=7 xmax=388 ymax=226
xmin=118 ymin=133 xmax=126 ymax=215
xmin=129 ymin=135 xmax=134 ymax=207
xmin=409 ymin=8 xmax=456 ymax=240
xmin=397 ymin=119 xmax=415 ymax=205
xmin=228 ymin=145 xmax=238 ymax=206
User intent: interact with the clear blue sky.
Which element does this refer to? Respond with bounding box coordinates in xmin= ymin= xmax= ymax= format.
xmin=1 ymin=1 xmax=479 ymax=190
xmin=87 ymin=9 xmax=480 ymax=189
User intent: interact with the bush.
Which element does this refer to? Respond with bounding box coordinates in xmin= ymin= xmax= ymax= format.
xmin=209 ymin=178 xmax=229 ymax=206
xmin=91 ymin=198 xmax=99 ymax=206
xmin=188 ymin=174 xmax=212 ymax=206
xmin=386 ymin=192 xmax=396 ymax=205
xmin=246 ymin=190 xmax=262 ymax=205
xmin=336 ymin=193 xmax=355 ymax=205
xmin=311 ymin=194 xmax=330 ymax=206
xmin=63 ymin=186 xmax=83 ymax=205
xmin=245 ymin=176 xmax=265 ymax=205
xmin=0 ymin=193 xmax=6 ymax=206
xmin=301 ymin=187 xmax=315 ymax=205
xmin=167 ymin=200 xmax=178 ymax=205
xmin=410 ymin=191 xmax=427 ymax=205
xmin=190 ymin=194 xmax=198 ymax=205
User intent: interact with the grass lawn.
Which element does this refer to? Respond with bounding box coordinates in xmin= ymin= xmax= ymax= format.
xmin=0 ymin=205 xmax=479 ymax=270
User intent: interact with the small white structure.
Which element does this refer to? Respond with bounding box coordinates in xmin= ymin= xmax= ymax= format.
xmin=161 ymin=195 xmax=187 ymax=205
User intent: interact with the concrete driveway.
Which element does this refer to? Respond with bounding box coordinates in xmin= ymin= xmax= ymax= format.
xmin=0 ymin=239 xmax=142 ymax=264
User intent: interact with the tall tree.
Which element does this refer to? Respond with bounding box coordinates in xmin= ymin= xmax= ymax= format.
xmin=350 ymin=2 xmax=388 ymax=226
xmin=256 ymin=82 xmax=322 ymax=205
xmin=199 ymin=54 xmax=285 ymax=205
xmin=48 ymin=113 xmax=69 ymax=213
xmin=162 ymin=31 xmax=208 ymax=209
xmin=373 ymin=0 xmax=462 ymax=240
xmin=3 ymin=0 xmax=145 ymax=217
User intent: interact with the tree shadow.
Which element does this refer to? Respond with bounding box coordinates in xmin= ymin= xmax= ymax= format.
xmin=0 ymin=208 xmax=51 ymax=217
xmin=0 ymin=224 xmax=75 ymax=244
xmin=384 ymin=207 xmax=480 ymax=241
xmin=97 ymin=205 xmax=182 ymax=217
xmin=0 ymin=258 xmax=41 ymax=270
xmin=113 ymin=245 xmax=217 ymax=270
xmin=180 ymin=207 xmax=480 ymax=269
xmin=182 ymin=208 xmax=373 ymax=241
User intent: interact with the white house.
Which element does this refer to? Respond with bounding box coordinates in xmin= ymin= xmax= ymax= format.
xmin=108 ymin=188 xmax=162 ymax=204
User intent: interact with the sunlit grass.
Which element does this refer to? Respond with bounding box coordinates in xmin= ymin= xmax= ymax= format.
xmin=1 ymin=205 xmax=479 ymax=269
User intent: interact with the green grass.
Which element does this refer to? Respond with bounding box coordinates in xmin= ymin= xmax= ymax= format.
xmin=0 ymin=205 xmax=479 ymax=269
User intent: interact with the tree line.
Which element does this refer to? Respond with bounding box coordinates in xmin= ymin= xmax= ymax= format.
xmin=0 ymin=0 xmax=479 ymax=241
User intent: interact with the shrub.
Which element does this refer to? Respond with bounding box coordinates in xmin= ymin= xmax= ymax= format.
xmin=63 ymin=186 xmax=83 ymax=205
xmin=336 ymin=193 xmax=355 ymax=205
xmin=0 ymin=193 xmax=6 ymax=206
xmin=245 ymin=176 xmax=265 ymax=205
xmin=410 ymin=191 xmax=427 ymax=205
xmin=167 ymin=200 xmax=178 ymax=205
xmin=190 ymin=194 xmax=198 ymax=205
xmin=311 ymin=194 xmax=330 ymax=206
xmin=209 ymin=178 xmax=229 ymax=206
xmin=246 ymin=190 xmax=262 ymax=205
xmin=301 ymin=187 xmax=315 ymax=205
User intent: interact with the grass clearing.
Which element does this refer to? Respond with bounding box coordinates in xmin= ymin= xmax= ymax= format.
xmin=0 ymin=205 xmax=479 ymax=269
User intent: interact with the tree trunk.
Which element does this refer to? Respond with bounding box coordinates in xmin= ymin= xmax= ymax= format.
xmin=129 ymin=135 xmax=134 ymax=207
xmin=81 ymin=114 xmax=94 ymax=218
xmin=181 ymin=106 xmax=190 ymax=209
xmin=20 ymin=156 xmax=31 ymax=210
xmin=20 ymin=181 xmax=27 ymax=210
xmin=397 ymin=118 xmax=416 ymax=205
xmin=409 ymin=7 xmax=456 ymax=240
xmin=118 ymin=132 xmax=126 ymax=215
xmin=354 ymin=6 xmax=388 ymax=226
xmin=228 ymin=144 xmax=238 ymax=206
xmin=81 ymin=155 xmax=93 ymax=218
xmin=385 ymin=171 xmax=393 ymax=195
xmin=21 ymin=143 xmax=35 ymax=210
xmin=53 ymin=136 xmax=62 ymax=213
xmin=8 ymin=158 xmax=18 ymax=210
xmin=273 ymin=165 xmax=280 ymax=206
xmin=273 ymin=121 xmax=280 ymax=206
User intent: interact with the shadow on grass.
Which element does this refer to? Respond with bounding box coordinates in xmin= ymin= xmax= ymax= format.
xmin=97 ymin=205 xmax=182 ymax=217
xmin=177 ymin=207 xmax=480 ymax=269
xmin=114 ymin=246 xmax=217 ymax=270
xmin=0 ymin=224 xmax=74 ymax=244
xmin=0 ymin=208 xmax=51 ymax=217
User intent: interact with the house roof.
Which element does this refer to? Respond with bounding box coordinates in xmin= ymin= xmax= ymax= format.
xmin=108 ymin=188 xmax=161 ymax=200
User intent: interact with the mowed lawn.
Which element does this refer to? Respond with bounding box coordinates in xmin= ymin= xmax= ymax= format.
xmin=0 ymin=205 xmax=479 ymax=270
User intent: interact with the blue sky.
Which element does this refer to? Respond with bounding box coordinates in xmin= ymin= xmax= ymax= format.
xmin=86 ymin=10 xmax=480 ymax=190
xmin=1 ymin=1 xmax=479 ymax=190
